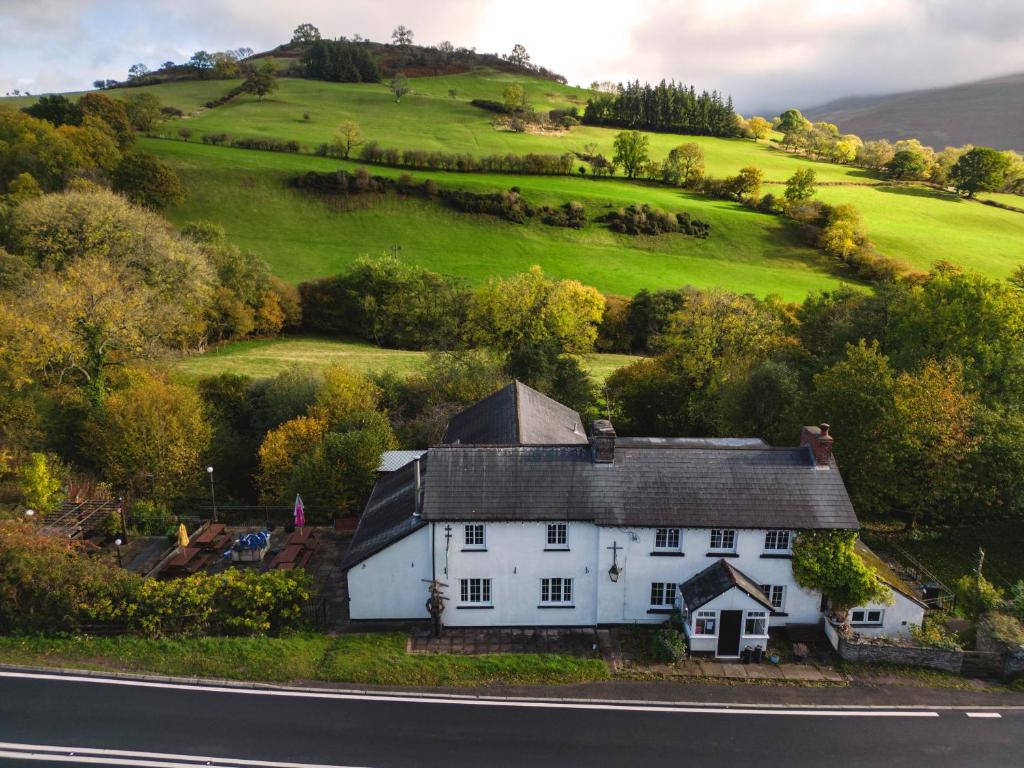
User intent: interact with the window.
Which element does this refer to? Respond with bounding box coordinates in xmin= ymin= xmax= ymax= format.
xmin=463 ymin=524 xmax=485 ymax=549
xmin=540 ymin=577 xmax=573 ymax=605
xmin=459 ymin=578 xmax=491 ymax=605
xmin=744 ymin=610 xmax=768 ymax=636
xmin=760 ymin=584 xmax=786 ymax=611
xmin=709 ymin=529 xmax=736 ymax=551
xmin=654 ymin=528 xmax=681 ymax=550
xmin=546 ymin=523 xmax=568 ymax=549
xmin=650 ymin=582 xmax=677 ymax=607
xmin=764 ymin=529 xmax=792 ymax=552
xmin=694 ymin=610 xmax=717 ymax=635
xmin=850 ymin=609 xmax=884 ymax=625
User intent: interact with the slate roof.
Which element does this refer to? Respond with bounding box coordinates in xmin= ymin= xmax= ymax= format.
xmin=680 ymin=559 xmax=776 ymax=612
xmin=855 ymin=540 xmax=927 ymax=607
xmin=340 ymin=458 xmax=426 ymax=570
xmin=442 ymin=381 xmax=588 ymax=446
xmin=420 ymin=444 xmax=859 ymax=530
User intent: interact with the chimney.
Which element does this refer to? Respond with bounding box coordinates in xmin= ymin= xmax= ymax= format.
xmin=800 ymin=423 xmax=834 ymax=467
xmin=591 ymin=419 xmax=616 ymax=464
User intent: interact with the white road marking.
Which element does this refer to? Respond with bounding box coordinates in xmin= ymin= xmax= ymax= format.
xmin=0 ymin=741 xmax=363 ymax=768
xmin=0 ymin=670 xmax=941 ymax=717
xmin=966 ymin=712 xmax=1002 ymax=718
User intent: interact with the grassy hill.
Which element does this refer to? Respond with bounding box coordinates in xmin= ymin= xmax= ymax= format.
xmin=7 ymin=69 xmax=1024 ymax=302
xmin=805 ymin=72 xmax=1024 ymax=151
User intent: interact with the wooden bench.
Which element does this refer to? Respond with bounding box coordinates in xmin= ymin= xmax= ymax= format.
xmin=191 ymin=523 xmax=227 ymax=549
xmin=269 ymin=544 xmax=303 ymax=570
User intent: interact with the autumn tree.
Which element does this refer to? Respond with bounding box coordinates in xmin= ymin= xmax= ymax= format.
xmin=784 ymin=168 xmax=816 ymax=201
xmin=122 ymin=92 xmax=162 ymax=131
xmin=85 ymin=370 xmax=213 ymax=500
xmin=746 ymin=115 xmax=772 ymax=141
xmin=334 ymin=121 xmax=362 ymax=158
xmin=855 ymin=139 xmax=895 ymax=170
xmin=612 ymin=130 xmax=650 ymax=179
xmin=502 ymin=83 xmax=528 ymax=113
xmin=112 ymin=151 xmax=185 ymax=209
xmin=661 ymin=143 xmax=704 ymax=187
xmin=726 ymin=166 xmax=763 ymax=201
xmin=78 ymin=92 xmax=133 ymax=148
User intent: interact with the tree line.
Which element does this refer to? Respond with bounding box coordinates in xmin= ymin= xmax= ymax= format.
xmin=583 ymin=80 xmax=741 ymax=138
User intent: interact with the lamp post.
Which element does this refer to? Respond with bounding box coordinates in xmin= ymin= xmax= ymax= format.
xmin=24 ymin=509 xmax=35 ymax=520
xmin=114 ymin=538 xmax=123 ymax=568
xmin=206 ymin=466 xmax=218 ymax=523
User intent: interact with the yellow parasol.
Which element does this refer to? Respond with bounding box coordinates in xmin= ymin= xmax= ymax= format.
xmin=177 ymin=523 xmax=190 ymax=548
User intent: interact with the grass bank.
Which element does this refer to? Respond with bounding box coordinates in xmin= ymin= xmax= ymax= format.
xmin=167 ymin=336 xmax=639 ymax=383
xmin=0 ymin=633 xmax=610 ymax=687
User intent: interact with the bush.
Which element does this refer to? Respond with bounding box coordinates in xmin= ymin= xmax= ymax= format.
xmin=470 ymin=98 xmax=508 ymax=114
xmin=599 ymin=204 xmax=710 ymax=238
xmin=909 ymin=618 xmax=963 ymax=651
xmin=956 ymin=574 xmax=1005 ymax=620
xmin=538 ymin=201 xmax=586 ymax=228
xmin=202 ymin=132 xmax=231 ymax=145
xmin=128 ymin=499 xmax=175 ymax=536
xmin=231 ymin=136 xmax=300 ymax=153
xmin=649 ymin=627 xmax=687 ymax=662
xmin=983 ymin=612 xmax=1024 ymax=647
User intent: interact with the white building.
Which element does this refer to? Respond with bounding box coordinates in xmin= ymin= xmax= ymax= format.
xmin=342 ymin=382 xmax=922 ymax=657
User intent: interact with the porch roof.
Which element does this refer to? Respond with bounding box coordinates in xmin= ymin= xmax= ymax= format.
xmin=680 ymin=558 xmax=775 ymax=612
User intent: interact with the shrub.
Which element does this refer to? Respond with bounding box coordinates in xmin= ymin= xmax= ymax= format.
xmin=231 ymin=136 xmax=300 ymax=153
xmin=538 ymin=201 xmax=586 ymax=228
xmin=649 ymin=627 xmax=687 ymax=662
xmin=599 ymin=204 xmax=710 ymax=238
xmin=202 ymin=132 xmax=231 ymax=145
xmin=955 ymin=574 xmax=1004 ymax=620
xmin=1011 ymin=580 xmax=1024 ymax=622
xmin=470 ymin=98 xmax=508 ymax=114
xmin=909 ymin=618 xmax=963 ymax=651
xmin=128 ymin=499 xmax=176 ymax=536
xmin=983 ymin=612 xmax=1024 ymax=647
xmin=177 ymin=126 xmax=193 ymax=141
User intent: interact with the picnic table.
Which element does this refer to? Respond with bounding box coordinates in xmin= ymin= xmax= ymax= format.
xmin=286 ymin=527 xmax=321 ymax=548
xmin=191 ymin=522 xmax=230 ymax=551
xmin=269 ymin=544 xmax=303 ymax=570
xmin=163 ymin=546 xmax=212 ymax=576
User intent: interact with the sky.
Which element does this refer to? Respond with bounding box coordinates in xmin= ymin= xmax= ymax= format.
xmin=3 ymin=0 xmax=1024 ymax=113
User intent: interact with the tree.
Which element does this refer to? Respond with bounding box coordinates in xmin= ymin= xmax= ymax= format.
xmin=746 ymin=115 xmax=772 ymax=141
xmin=855 ymin=139 xmax=894 ymax=170
xmin=188 ymin=50 xmax=215 ymax=78
xmin=19 ymin=453 xmax=66 ymax=514
xmin=334 ymin=121 xmax=362 ymax=159
xmin=885 ymin=148 xmax=929 ymax=180
xmin=662 ymin=143 xmax=704 ymax=187
xmin=241 ymin=62 xmax=278 ymax=101
xmin=309 ymin=366 xmax=382 ymax=427
xmin=127 ymin=63 xmax=150 ymax=80
xmin=784 ymin=168 xmax=817 ymax=201
xmin=85 ymin=370 xmax=213 ymax=500
xmin=949 ymin=147 xmax=1011 ymax=197
xmin=112 ymin=151 xmax=185 ymax=209
xmin=22 ymin=94 xmax=82 ymax=127
xmin=122 ymin=92 xmax=162 ymax=131
xmin=292 ymin=23 xmax=321 ymax=43
xmin=777 ymin=108 xmax=808 ymax=134
xmin=78 ymin=92 xmax=134 ymax=148
xmin=502 ymin=83 xmax=528 ymax=113
xmin=612 ymin=130 xmax=650 ymax=179
xmin=391 ymin=25 xmax=414 ymax=46
xmin=509 ymin=43 xmax=530 ymax=67
xmin=257 ymin=415 xmax=327 ymax=502
xmin=388 ymin=75 xmax=410 ymax=103
xmin=726 ymin=165 xmax=763 ymax=200
xmin=792 ymin=531 xmax=891 ymax=621
xmin=820 ymin=203 xmax=867 ymax=259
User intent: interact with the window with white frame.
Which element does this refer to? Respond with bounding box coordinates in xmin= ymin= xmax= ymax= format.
xmin=759 ymin=584 xmax=786 ymax=611
xmin=654 ymin=528 xmax=681 ymax=550
xmin=463 ymin=524 xmax=485 ymax=549
xmin=764 ymin=529 xmax=792 ymax=552
xmin=650 ymin=582 xmax=677 ymax=607
xmin=694 ymin=610 xmax=717 ymax=635
xmin=540 ymin=577 xmax=573 ymax=605
xmin=459 ymin=578 xmax=491 ymax=605
xmin=744 ymin=610 xmax=768 ymax=636
xmin=709 ymin=529 xmax=737 ymax=552
xmin=850 ymin=608 xmax=884 ymax=625
xmin=545 ymin=523 xmax=568 ymax=548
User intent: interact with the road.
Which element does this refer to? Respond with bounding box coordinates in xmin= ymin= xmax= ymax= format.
xmin=0 ymin=670 xmax=1021 ymax=767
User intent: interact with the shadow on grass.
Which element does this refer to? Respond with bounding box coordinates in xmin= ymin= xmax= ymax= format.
xmin=875 ymin=184 xmax=962 ymax=202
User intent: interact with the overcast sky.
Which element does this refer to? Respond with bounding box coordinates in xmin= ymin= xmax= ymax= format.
xmin=3 ymin=0 xmax=1024 ymax=113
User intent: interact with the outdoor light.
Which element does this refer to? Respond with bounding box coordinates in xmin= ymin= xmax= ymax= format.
xmin=114 ymin=538 xmax=123 ymax=568
xmin=206 ymin=466 xmax=214 ymax=474
xmin=608 ymin=563 xmax=621 ymax=582
xmin=24 ymin=509 xmax=35 ymax=518
xmin=206 ymin=466 xmax=218 ymax=523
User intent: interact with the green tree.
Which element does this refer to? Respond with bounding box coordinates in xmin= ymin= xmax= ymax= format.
xmin=242 ymin=62 xmax=278 ymax=101
xmin=122 ymin=92 xmax=162 ymax=131
xmin=949 ymin=146 xmax=1012 ymax=197
xmin=777 ymin=108 xmax=808 ymax=134
xmin=792 ymin=531 xmax=891 ymax=619
xmin=78 ymin=92 xmax=133 ymax=148
xmin=502 ymin=83 xmax=528 ymax=113
xmin=86 ymin=370 xmax=213 ymax=500
xmin=111 ymin=151 xmax=185 ymax=209
xmin=612 ymin=130 xmax=650 ymax=179
xmin=726 ymin=166 xmax=763 ymax=200
xmin=388 ymin=75 xmax=410 ymax=103
xmin=188 ymin=50 xmax=215 ymax=78
xmin=662 ymin=143 xmax=704 ymax=187
xmin=784 ymin=168 xmax=817 ymax=201
xmin=334 ymin=121 xmax=362 ymax=159
xmin=22 ymin=94 xmax=82 ymax=127
xmin=19 ymin=452 xmax=66 ymax=513
xmin=291 ymin=23 xmax=321 ymax=43
xmin=746 ymin=115 xmax=772 ymax=141
xmin=885 ymin=149 xmax=929 ymax=180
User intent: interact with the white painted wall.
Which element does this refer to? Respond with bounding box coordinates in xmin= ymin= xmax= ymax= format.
xmin=849 ymin=588 xmax=926 ymax=639
xmin=437 ymin=521 xmax=599 ymax=627
xmin=347 ymin=526 xmax=431 ymax=620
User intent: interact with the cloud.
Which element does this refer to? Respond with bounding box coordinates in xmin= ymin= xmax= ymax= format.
xmin=2 ymin=0 xmax=1024 ymax=111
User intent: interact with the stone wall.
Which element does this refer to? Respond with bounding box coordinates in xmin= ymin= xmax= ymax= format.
xmin=977 ymin=618 xmax=1024 ymax=679
xmin=836 ymin=636 xmax=964 ymax=673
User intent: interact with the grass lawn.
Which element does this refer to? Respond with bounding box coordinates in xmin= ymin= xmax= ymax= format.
xmin=0 ymin=633 xmax=610 ymax=687
xmin=167 ymin=336 xmax=639 ymax=383
xmin=145 ymin=138 xmax=846 ymax=300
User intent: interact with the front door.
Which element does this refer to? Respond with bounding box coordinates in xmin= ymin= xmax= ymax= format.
xmin=717 ymin=610 xmax=742 ymax=656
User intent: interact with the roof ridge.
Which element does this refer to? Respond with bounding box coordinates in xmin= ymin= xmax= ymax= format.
xmin=513 ymin=380 xmax=523 ymax=444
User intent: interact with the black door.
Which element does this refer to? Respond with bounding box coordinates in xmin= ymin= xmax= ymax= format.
xmin=717 ymin=610 xmax=742 ymax=656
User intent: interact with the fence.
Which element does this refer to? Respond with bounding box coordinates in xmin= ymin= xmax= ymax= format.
xmin=878 ymin=539 xmax=956 ymax=613
xmin=303 ymin=596 xmax=328 ymax=630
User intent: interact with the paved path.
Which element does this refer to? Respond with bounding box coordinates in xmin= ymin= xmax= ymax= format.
xmin=0 ymin=670 xmax=1021 ymax=767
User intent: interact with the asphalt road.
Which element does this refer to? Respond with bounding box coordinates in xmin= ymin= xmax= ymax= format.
xmin=0 ymin=671 xmax=1021 ymax=767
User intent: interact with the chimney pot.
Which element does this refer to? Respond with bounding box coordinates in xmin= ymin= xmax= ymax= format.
xmin=591 ymin=419 xmax=616 ymax=464
xmin=801 ymin=424 xmax=834 ymax=467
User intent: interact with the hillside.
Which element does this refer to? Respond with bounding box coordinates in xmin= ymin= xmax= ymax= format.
xmin=805 ymin=72 xmax=1024 ymax=150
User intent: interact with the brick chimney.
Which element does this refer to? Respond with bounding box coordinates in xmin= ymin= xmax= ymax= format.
xmin=800 ymin=423 xmax=834 ymax=467
xmin=591 ymin=419 xmax=616 ymax=464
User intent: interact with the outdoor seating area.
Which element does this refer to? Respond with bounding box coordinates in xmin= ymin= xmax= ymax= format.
xmin=268 ymin=527 xmax=322 ymax=570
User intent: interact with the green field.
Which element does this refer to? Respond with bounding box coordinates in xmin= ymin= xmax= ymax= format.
xmin=168 ymin=336 xmax=639 ymax=383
